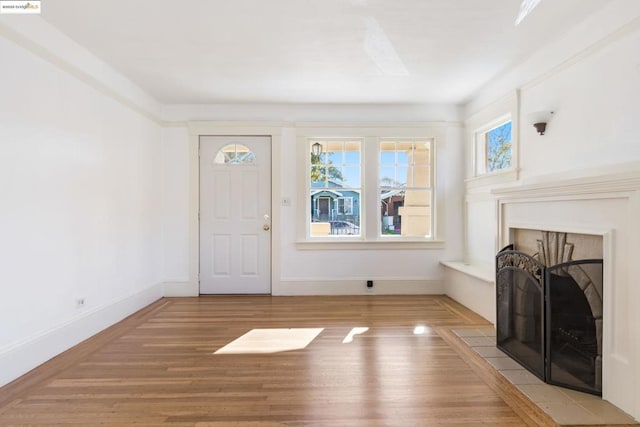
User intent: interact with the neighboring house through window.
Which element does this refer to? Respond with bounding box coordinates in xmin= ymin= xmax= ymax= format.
xmin=337 ymin=197 xmax=353 ymax=215
xmin=309 ymin=139 xmax=361 ymax=237
xmin=380 ymin=139 xmax=432 ymax=237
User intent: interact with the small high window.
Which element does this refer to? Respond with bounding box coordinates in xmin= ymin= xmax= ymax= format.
xmin=214 ymin=144 xmax=255 ymax=165
xmin=475 ymin=120 xmax=512 ymax=175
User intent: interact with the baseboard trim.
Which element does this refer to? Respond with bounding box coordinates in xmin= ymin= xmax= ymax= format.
xmin=273 ymin=278 xmax=444 ymax=296
xmin=0 ymin=283 xmax=163 ymax=388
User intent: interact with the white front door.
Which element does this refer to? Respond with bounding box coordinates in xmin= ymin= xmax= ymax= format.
xmin=199 ymin=136 xmax=271 ymax=294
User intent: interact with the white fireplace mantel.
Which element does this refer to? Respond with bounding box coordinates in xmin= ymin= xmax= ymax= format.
xmin=491 ymin=169 xmax=640 ymax=200
xmin=491 ymin=168 xmax=640 ymax=420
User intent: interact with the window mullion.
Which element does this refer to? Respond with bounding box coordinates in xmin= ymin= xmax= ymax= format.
xmin=363 ymin=136 xmax=378 ymax=240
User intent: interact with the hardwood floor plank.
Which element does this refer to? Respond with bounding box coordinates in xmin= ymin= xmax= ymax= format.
xmin=0 ymin=296 xmax=545 ymax=426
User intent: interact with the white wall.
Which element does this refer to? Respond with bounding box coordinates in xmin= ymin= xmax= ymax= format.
xmin=0 ymin=20 xmax=164 ymax=386
xmin=518 ymin=25 xmax=640 ymax=179
xmin=161 ymin=126 xmax=190 ymax=284
xmin=160 ymin=117 xmax=465 ymax=296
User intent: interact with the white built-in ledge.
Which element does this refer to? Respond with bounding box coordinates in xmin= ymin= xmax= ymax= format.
xmin=441 ymin=261 xmax=494 ymax=283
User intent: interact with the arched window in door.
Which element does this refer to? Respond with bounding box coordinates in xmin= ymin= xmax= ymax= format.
xmin=214 ymin=144 xmax=255 ymax=165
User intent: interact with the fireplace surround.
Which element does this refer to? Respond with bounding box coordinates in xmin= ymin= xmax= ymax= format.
xmin=490 ymin=169 xmax=640 ymax=419
xmin=496 ymin=231 xmax=603 ymax=395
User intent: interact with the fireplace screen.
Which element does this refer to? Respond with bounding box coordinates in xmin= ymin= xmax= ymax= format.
xmin=496 ymin=241 xmax=603 ymax=395
xmin=546 ymin=261 xmax=603 ymax=394
xmin=496 ymin=250 xmax=545 ymax=380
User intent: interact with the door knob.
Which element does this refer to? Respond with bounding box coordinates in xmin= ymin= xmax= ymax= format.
xmin=263 ymin=224 xmax=270 ymax=231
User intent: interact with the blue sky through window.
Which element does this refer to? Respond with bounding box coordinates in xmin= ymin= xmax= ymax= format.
xmin=320 ymin=151 xmax=361 ymax=187
xmin=380 ymin=148 xmax=410 ymax=186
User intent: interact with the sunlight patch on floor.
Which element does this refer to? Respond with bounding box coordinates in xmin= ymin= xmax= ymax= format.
xmin=413 ymin=325 xmax=431 ymax=335
xmin=342 ymin=327 xmax=369 ymax=343
xmin=214 ymin=328 xmax=324 ymax=354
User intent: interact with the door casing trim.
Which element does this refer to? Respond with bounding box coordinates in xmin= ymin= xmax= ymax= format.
xmin=185 ymin=122 xmax=283 ymax=296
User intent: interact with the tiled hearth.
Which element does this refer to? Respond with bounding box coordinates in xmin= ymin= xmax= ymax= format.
xmin=453 ymin=327 xmax=637 ymax=426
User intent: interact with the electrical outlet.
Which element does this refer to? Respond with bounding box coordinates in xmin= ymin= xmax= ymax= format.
xmin=76 ymin=298 xmax=85 ymax=308
xmin=366 ymin=280 xmax=374 ymax=290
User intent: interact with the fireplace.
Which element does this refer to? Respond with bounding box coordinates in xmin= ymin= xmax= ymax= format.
xmin=496 ymin=231 xmax=603 ymax=395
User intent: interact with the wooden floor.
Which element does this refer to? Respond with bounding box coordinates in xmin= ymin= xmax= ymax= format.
xmin=0 ymin=296 xmax=555 ymax=426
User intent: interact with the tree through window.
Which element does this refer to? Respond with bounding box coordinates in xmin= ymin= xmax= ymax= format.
xmin=486 ymin=121 xmax=512 ymax=172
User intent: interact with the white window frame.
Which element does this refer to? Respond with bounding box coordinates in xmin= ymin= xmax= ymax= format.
xmin=307 ymin=137 xmax=363 ymax=239
xmin=474 ymin=116 xmax=512 ymax=176
xmin=296 ymin=124 xmax=445 ymax=249
xmin=465 ymin=91 xmax=519 ymax=189
xmin=378 ymin=138 xmax=434 ymax=239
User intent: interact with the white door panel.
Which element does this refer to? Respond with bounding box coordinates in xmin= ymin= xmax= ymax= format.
xmin=200 ymin=136 xmax=271 ymax=294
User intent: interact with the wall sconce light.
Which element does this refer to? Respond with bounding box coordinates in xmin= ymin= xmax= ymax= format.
xmin=533 ymin=122 xmax=547 ymax=135
xmin=311 ymin=142 xmax=323 ymax=156
xmin=529 ymin=111 xmax=554 ymax=135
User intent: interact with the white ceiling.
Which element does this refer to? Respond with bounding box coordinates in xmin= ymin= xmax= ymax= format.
xmin=41 ymin=0 xmax=607 ymax=105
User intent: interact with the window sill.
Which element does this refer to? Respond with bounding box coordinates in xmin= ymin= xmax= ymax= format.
xmin=440 ymin=260 xmax=493 ymax=282
xmin=296 ymin=239 xmax=446 ymax=250
xmin=465 ymin=168 xmax=519 ymax=190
